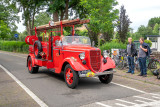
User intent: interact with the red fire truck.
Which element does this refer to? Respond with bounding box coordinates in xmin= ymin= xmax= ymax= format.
xmin=25 ymin=19 xmax=116 ymax=88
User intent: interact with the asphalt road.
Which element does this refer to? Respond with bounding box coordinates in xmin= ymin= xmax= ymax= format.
xmin=0 ymin=51 xmax=159 ymax=107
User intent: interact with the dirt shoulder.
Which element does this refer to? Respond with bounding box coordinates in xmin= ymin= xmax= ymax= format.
xmin=115 ymin=69 xmax=160 ymax=86
xmin=0 ymin=67 xmax=39 ymax=107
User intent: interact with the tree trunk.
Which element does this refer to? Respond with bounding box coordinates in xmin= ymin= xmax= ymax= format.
xmin=53 ymin=12 xmax=59 ymax=22
xmin=31 ymin=7 xmax=36 ymax=34
xmin=98 ymin=34 xmax=101 ymax=48
xmin=60 ymin=9 xmax=65 ymax=20
xmin=65 ymin=0 xmax=69 ymax=20
xmin=85 ymin=24 xmax=98 ymax=46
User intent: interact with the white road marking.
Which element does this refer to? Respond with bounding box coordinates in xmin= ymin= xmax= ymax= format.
xmin=93 ymin=77 xmax=147 ymax=94
xmin=149 ymin=93 xmax=160 ymax=97
xmin=152 ymin=96 xmax=160 ymax=99
xmin=116 ymin=99 xmax=137 ymax=105
xmin=134 ymin=100 xmax=148 ymax=103
xmin=95 ymin=102 xmax=111 ymax=107
xmin=134 ymin=96 xmax=157 ymax=101
xmin=130 ymin=100 xmax=160 ymax=107
xmin=111 ymin=82 xmax=147 ymax=94
xmin=0 ymin=64 xmax=48 ymax=107
xmin=115 ymin=103 xmax=128 ymax=107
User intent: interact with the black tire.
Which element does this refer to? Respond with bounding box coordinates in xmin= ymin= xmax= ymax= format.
xmin=34 ymin=41 xmax=42 ymax=59
xmin=27 ymin=57 xmax=39 ymax=74
xmin=64 ymin=64 xmax=79 ymax=89
xmin=98 ymin=74 xmax=113 ymax=84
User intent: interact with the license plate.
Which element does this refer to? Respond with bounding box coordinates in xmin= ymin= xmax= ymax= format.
xmin=86 ymin=71 xmax=95 ymax=77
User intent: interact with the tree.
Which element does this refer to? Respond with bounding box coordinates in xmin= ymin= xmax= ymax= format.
xmin=0 ymin=0 xmax=19 ymax=31
xmin=80 ymin=0 xmax=119 ymax=47
xmin=138 ymin=25 xmax=152 ymax=39
xmin=19 ymin=30 xmax=28 ymax=41
xmin=16 ymin=0 xmax=46 ymax=35
xmin=34 ymin=12 xmax=51 ymax=27
xmin=152 ymin=23 xmax=160 ymax=35
xmin=47 ymin=0 xmax=83 ymax=21
xmin=116 ymin=5 xmax=131 ymax=43
xmin=0 ymin=20 xmax=11 ymax=40
xmin=148 ymin=17 xmax=160 ymax=29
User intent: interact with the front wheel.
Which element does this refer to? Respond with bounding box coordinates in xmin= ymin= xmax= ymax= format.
xmin=98 ymin=74 xmax=113 ymax=84
xmin=27 ymin=57 xmax=39 ymax=74
xmin=64 ymin=64 xmax=79 ymax=89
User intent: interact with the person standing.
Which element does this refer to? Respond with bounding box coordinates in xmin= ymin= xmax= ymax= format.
xmin=126 ymin=37 xmax=137 ymax=74
xmin=138 ymin=37 xmax=149 ymax=77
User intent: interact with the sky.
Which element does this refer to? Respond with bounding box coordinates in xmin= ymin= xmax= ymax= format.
xmin=16 ymin=0 xmax=160 ymax=33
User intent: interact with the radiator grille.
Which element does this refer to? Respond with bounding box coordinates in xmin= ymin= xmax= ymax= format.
xmin=90 ymin=50 xmax=101 ymax=72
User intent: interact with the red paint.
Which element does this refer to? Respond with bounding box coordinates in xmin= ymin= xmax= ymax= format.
xmin=65 ymin=68 xmax=73 ymax=84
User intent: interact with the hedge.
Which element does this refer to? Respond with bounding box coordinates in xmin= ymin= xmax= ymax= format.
xmin=0 ymin=41 xmax=29 ymax=53
xmin=100 ymin=41 xmax=126 ymax=52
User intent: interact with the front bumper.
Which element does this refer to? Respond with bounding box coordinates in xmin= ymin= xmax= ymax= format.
xmin=78 ymin=70 xmax=116 ymax=78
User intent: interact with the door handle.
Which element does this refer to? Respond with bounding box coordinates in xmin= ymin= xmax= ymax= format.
xmin=59 ymin=50 xmax=60 ymax=55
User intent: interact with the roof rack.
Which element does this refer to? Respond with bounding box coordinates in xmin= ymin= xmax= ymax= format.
xmin=34 ymin=19 xmax=90 ymax=31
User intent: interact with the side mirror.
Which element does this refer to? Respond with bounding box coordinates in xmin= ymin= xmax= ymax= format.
xmin=92 ymin=41 xmax=95 ymax=47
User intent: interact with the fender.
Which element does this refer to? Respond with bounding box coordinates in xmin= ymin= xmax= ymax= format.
xmin=27 ymin=54 xmax=36 ymax=67
xmin=101 ymin=57 xmax=116 ymax=72
xmin=61 ymin=57 xmax=89 ymax=72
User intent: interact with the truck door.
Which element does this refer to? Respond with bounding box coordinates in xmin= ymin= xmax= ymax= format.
xmin=53 ymin=45 xmax=63 ymax=73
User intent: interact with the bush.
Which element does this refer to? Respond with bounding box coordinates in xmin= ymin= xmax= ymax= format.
xmin=100 ymin=40 xmax=126 ymax=52
xmin=0 ymin=41 xmax=29 ymax=53
xmin=144 ymin=40 xmax=152 ymax=47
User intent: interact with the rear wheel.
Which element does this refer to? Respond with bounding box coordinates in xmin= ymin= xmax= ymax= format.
xmin=64 ymin=64 xmax=79 ymax=89
xmin=27 ymin=57 xmax=39 ymax=74
xmin=98 ymin=74 xmax=113 ymax=84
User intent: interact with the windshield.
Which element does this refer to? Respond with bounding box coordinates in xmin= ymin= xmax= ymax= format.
xmin=62 ymin=36 xmax=91 ymax=46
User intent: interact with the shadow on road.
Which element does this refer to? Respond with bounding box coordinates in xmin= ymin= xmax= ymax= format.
xmin=35 ymin=68 xmax=111 ymax=90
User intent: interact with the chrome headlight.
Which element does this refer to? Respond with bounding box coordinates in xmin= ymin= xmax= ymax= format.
xmin=79 ymin=52 xmax=85 ymax=60
xmin=103 ymin=50 xmax=108 ymax=58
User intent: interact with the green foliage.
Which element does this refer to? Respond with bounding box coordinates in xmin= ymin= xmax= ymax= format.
xmin=0 ymin=20 xmax=11 ymax=40
xmin=0 ymin=0 xmax=19 ymax=31
xmin=144 ymin=40 xmax=152 ymax=47
xmin=19 ymin=31 xmax=28 ymax=41
xmin=34 ymin=12 xmax=51 ymax=27
xmin=152 ymin=23 xmax=160 ymax=35
xmin=134 ymin=25 xmax=153 ymax=40
xmin=16 ymin=0 xmax=46 ymax=35
xmin=80 ymin=0 xmax=119 ymax=47
xmin=148 ymin=17 xmax=160 ymax=29
xmin=47 ymin=0 xmax=83 ymax=20
xmin=0 ymin=41 xmax=28 ymax=53
xmin=76 ymin=30 xmax=88 ymax=37
xmin=100 ymin=40 xmax=126 ymax=52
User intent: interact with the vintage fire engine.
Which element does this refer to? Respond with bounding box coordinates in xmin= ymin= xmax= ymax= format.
xmin=25 ymin=19 xmax=116 ymax=88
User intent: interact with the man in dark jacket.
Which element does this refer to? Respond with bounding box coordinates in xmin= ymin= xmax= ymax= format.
xmin=126 ymin=37 xmax=137 ymax=74
xmin=138 ymin=37 xmax=150 ymax=77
